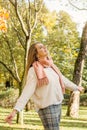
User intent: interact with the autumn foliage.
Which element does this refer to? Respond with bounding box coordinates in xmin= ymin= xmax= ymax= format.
xmin=0 ymin=7 xmax=9 ymax=32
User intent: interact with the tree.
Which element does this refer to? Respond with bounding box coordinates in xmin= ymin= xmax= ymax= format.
xmin=0 ymin=0 xmax=43 ymax=124
xmin=45 ymin=11 xmax=80 ymax=80
xmin=66 ymin=22 xmax=87 ymax=117
xmin=68 ymin=0 xmax=87 ymax=10
xmin=64 ymin=0 xmax=87 ymax=118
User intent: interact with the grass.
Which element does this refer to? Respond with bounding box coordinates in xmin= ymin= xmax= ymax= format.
xmin=60 ymin=106 xmax=87 ymax=130
xmin=0 ymin=106 xmax=87 ymax=130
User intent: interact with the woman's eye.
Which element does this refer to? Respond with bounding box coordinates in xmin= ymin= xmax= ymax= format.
xmin=39 ymin=46 xmax=43 ymax=49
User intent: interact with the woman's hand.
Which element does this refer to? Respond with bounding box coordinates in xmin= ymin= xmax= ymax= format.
xmin=5 ymin=109 xmax=17 ymax=124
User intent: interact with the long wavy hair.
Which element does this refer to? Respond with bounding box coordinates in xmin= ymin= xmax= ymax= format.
xmin=26 ymin=42 xmax=40 ymax=75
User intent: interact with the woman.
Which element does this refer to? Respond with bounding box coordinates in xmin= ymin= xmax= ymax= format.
xmin=5 ymin=42 xmax=84 ymax=130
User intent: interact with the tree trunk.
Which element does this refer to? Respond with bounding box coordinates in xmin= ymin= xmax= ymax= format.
xmin=66 ymin=22 xmax=87 ymax=117
xmin=25 ymin=102 xmax=30 ymax=111
xmin=16 ymin=111 xmax=24 ymax=124
xmin=66 ymin=91 xmax=80 ymax=117
xmin=16 ymin=82 xmax=24 ymax=124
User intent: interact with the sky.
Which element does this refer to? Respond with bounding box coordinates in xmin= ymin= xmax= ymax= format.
xmin=44 ymin=0 xmax=87 ymax=36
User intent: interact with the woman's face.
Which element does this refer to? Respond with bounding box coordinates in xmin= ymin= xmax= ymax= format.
xmin=35 ymin=43 xmax=48 ymax=59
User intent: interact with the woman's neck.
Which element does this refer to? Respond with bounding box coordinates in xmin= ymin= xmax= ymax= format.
xmin=38 ymin=57 xmax=48 ymax=61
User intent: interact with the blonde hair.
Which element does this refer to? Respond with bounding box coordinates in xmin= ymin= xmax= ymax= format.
xmin=26 ymin=42 xmax=40 ymax=74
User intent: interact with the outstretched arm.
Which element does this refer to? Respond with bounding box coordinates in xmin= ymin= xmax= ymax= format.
xmin=5 ymin=67 xmax=37 ymax=124
xmin=62 ymin=75 xmax=84 ymax=92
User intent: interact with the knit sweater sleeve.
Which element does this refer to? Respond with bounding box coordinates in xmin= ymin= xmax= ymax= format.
xmin=62 ymin=75 xmax=79 ymax=91
xmin=14 ymin=67 xmax=37 ymax=112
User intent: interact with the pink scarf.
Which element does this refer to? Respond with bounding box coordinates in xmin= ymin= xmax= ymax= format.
xmin=33 ymin=58 xmax=65 ymax=93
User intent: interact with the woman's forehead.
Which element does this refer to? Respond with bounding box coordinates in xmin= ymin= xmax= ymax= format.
xmin=35 ymin=43 xmax=44 ymax=48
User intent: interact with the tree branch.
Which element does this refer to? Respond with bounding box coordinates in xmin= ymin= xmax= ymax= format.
xmin=31 ymin=0 xmax=37 ymax=31
xmin=9 ymin=0 xmax=28 ymax=36
xmin=2 ymin=35 xmax=21 ymax=82
xmin=68 ymin=0 xmax=87 ymax=10
xmin=13 ymin=26 xmax=25 ymax=49
xmin=31 ymin=0 xmax=43 ymax=31
xmin=9 ymin=16 xmax=25 ymax=49
xmin=0 ymin=60 xmax=20 ymax=82
xmin=27 ymin=0 xmax=31 ymax=31
xmin=8 ymin=0 xmax=15 ymax=6
xmin=36 ymin=0 xmax=44 ymax=13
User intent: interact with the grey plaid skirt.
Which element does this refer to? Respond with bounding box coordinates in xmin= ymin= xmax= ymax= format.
xmin=38 ymin=104 xmax=61 ymax=130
